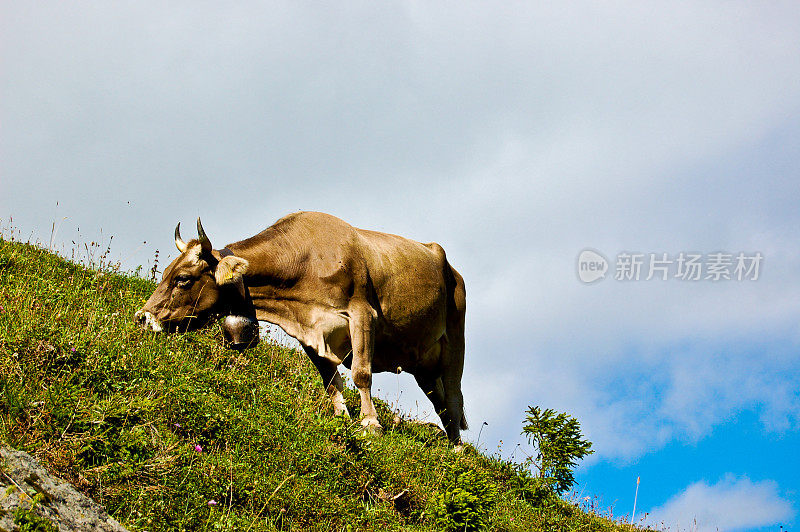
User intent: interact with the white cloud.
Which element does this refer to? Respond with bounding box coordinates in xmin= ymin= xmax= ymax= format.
xmin=1 ymin=1 xmax=800 ymax=466
xmin=646 ymin=475 xmax=794 ymax=532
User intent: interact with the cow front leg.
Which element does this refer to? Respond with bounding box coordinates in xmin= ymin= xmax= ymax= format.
xmin=302 ymin=345 xmax=350 ymax=418
xmin=349 ymin=307 xmax=380 ymax=431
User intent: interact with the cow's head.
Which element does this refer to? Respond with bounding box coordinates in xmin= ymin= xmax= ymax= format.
xmin=134 ymin=219 xmax=259 ymax=350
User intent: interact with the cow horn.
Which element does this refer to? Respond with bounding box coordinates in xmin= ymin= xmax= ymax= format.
xmin=174 ymin=222 xmax=188 ymax=253
xmin=196 ymin=217 xmax=212 ymax=251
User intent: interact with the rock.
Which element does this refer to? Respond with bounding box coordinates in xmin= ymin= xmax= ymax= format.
xmin=0 ymin=445 xmax=129 ymax=532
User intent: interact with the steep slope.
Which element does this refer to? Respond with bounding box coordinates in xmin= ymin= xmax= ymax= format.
xmin=0 ymin=236 xmax=639 ymax=531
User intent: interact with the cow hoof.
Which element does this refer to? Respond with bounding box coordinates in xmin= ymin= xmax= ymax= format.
xmin=360 ymin=425 xmax=383 ymax=437
xmin=360 ymin=419 xmax=383 ymax=436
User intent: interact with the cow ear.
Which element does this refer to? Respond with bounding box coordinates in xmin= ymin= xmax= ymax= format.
xmin=215 ymin=255 xmax=249 ymax=285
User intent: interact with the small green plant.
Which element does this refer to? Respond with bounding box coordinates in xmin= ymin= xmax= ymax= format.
xmin=13 ymin=493 xmax=58 ymax=532
xmin=430 ymin=467 xmax=498 ymax=531
xmin=522 ymin=406 xmax=594 ymax=495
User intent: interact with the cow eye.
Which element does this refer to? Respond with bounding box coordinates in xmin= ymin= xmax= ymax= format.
xmin=175 ymin=274 xmax=193 ymax=287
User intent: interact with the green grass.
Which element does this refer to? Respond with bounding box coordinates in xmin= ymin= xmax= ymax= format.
xmin=0 ymin=234 xmax=645 ymax=531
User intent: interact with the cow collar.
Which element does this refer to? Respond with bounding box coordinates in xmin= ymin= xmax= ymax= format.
xmin=214 ymin=247 xmax=259 ymax=349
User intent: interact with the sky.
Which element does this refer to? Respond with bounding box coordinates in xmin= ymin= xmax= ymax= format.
xmin=2 ymin=3 xmax=799 ymax=531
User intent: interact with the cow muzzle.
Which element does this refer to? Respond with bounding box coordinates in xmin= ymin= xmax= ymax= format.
xmin=134 ymin=309 xmax=164 ymax=332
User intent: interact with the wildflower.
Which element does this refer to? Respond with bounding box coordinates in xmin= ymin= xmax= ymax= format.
xmin=71 ymin=347 xmax=76 ymax=353
xmin=207 ymin=500 xmax=217 ymax=506
xmin=194 ymin=444 xmax=203 ymax=453
xmin=174 ymin=423 xmax=181 ymax=428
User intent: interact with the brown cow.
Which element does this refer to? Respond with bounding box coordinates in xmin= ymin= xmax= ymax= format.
xmin=135 ymin=212 xmax=467 ymax=443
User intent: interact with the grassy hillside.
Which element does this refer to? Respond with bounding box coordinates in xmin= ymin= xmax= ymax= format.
xmin=0 ymin=235 xmax=640 ymax=531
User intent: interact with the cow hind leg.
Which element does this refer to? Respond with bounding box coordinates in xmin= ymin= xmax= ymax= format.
xmin=441 ymin=336 xmax=467 ymax=442
xmin=418 ymin=338 xmax=466 ymax=444
xmin=413 ymin=374 xmax=454 ymax=437
xmin=442 ymin=374 xmax=467 ymax=439
xmin=302 ymin=345 xmax=349 ymax=418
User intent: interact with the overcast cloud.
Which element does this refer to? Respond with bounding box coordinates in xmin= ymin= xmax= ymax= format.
xmin=2 ymin=3 xmax=799 ymax=530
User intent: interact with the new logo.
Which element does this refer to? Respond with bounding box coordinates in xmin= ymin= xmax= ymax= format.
xmin=577 ymin=249 xmax=609 ymax=283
